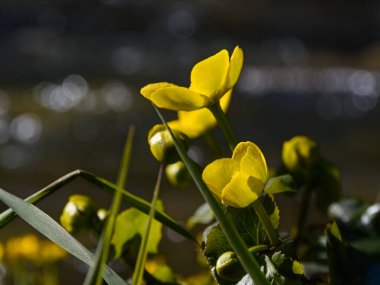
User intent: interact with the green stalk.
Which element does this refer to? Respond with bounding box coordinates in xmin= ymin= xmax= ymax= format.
xmin=209 ymin=100 xmax=281 ymax=246
xmin=251 ymin=201 xmax=280 ymax=246
xmin=154 ymin=106 xmax=270 ymax=285
xmin=132 ymin=164 xmax=164 ymax=285
xmin=202 ymin=131 xmax=223 ymax=156
xmin=84 ymin=126 xmax=135 ymax=285
xmin=294 ymin=181 xmax=312 ymax=245
xmin=208 ymin=101 xmax=238 ymax=152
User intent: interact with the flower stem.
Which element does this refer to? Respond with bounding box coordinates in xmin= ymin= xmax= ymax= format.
xmin=155 ymin=106 xmax=270 ymax=285
xmin=208 ymin=101 xmax=238 ymax=152
xmin=252 ymin=200 xmax=281 ymax=246
xmin=209 ymin=101 xmax=281 ymax=246
xmin=294 ymin=182 xmax=312 ymax=246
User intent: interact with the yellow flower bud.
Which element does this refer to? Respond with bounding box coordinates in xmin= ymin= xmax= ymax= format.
xmin=165 ymin=161 xmax=191 ymax=187
xmin=282 ymin=136 xmax=320 ymax=175
xmin=148 ymin=124 xmax=188 ymax=163
xmin=60 ymin=195 xmax=97 ymax=234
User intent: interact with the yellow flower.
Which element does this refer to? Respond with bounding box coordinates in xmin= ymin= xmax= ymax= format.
xmin=140 ymin=46 xmax=243 ymax=111
xmin=282 ymin=136 xmax=320 ymax=174
xmin=168 ymin=90 xmax=231 ymax=139
xmin=202 ymin=141 xmax=268 ymax=208
xmin=40 ymin=241 xmax=67 ymax=263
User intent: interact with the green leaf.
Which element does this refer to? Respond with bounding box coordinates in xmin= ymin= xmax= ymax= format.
xmin=112 ymin=200 xmax=164 ymax=259
xmin=225 ymin=195 xmax=280 ymax=247
xmin=202 ymin=223 xmax=232 ymax=267
xmin=0 ymin=170 xmax=195 ymax=243
xmin=264 ymin=175 xmax=297 ymax=196
xmin=0 ymin=188 xmax=126 ymax=285
xmin=85 ymin=126 xmax=135 ymax=285
xmin=187 ymin=203 xmax=215 ymax=229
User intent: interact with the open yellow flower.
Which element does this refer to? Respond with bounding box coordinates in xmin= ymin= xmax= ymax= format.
xmin=140 ymin=46 xmax=243 ymax=111
xmin=202 ymin=141 xmax=268 ymax=208
xmin=168 ymin=90 xmax=232 ymax=138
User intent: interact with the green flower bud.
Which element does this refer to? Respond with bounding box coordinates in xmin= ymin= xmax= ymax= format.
xmin=60 ymin=195 xmax=97 ymax=234
xmin=148 ymin=124 xmax=188 ymax=163
xmin=165 ymin=161 xmax=191 ymax=187
xmin=216 ymin=251 xmax=245 ymax=282
xmin=282 ymin=136 xmax=320 ymax=175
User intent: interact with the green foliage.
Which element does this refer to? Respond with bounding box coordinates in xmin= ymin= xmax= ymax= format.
xmin=111 ymin=201 xmax=164 ymax=259
xmin=0 ymin=188 xmax=126 ymax=285
xmin=187 ymin=203 xmax=215 ymax=229
xmin=264 ymin=175 xmax=297 ymax=196
xmin=326 ymin=199 xmax=380 ymax=285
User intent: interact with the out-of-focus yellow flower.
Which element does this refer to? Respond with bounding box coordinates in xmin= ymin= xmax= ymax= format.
xmin=140 ymin=46 xmax=243 ymax=111
xmin=282 ymin=136 xmax=320 ymax=174
xmin=202 ymin=141 xmax=268 ymax=208
xmin=168 ymin=90 xmax=232 ymax=139
xmin=40 ymin=241 xmax=67 ymax=263
xmin=5 ymin=234 xmax=67 ymax=264
xmin=6 ymin=234 xmax=40 ymax=262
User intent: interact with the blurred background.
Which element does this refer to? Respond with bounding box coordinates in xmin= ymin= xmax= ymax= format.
xmin=0 ymin=0 xmax=380 ymax=283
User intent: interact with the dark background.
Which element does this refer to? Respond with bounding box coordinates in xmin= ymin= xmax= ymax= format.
xmin=0 ymin=0 xmax=379 ymax=282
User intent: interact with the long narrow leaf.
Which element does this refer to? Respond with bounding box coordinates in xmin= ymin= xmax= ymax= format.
xmin=0 ymin=170 xmax=195 ymax=243
xmin=85 ymin=126 xmax=135 ymax=285
xmin=154 ymin=105 xmax=270 ymax=285
xmin=0 ymin=188 xmax=126 ymax=285
xmin=132 ymin=164 xmax=164 ymax=285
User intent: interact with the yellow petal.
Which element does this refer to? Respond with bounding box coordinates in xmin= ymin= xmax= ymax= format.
xmin=174 ymin=90 xmax=232 ymax=138
xmin=190 ymin=49 xmax=230 ymax=99
xmin=220 ymin=89 xmax=232 ymax=112
xmin=177 ymin=108 xmax=214 ymax=138
xmin=239 ymin=143 xmax=268 ymax=183
xmin=150 ymin=86 xmax=210 ymax=111
xmin=202 ymin=158 xmax=238 ymax=200
xmin=140 ymin=82 xmax=177 ymax=99
xmin=225 ymin=46 xmax=244 ymax=90
xmin=222 ymin=173 xmax=260 ymax=207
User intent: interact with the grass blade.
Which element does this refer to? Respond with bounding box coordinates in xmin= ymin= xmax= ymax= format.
xmin=84 ymin=126 xmax=135 ymax=285
xmin=154 ymin=105 xmax=270 ymax=285
xmin=132 ymin=164 xmax=164 ymax=285
xmin=0 ymin=187 xmax=126 ymax=285
xmin=0 ymin=170 xmax=195 ymax=243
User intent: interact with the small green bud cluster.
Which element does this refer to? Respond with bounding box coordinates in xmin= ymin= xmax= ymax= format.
xmin=60 ymin=194 xmax=108 ymax=234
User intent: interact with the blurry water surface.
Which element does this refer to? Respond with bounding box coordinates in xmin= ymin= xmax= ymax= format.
xmin=0 ymin=0 xmax=380 ymax=281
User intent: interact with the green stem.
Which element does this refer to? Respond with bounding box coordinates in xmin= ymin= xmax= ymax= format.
xmin=248 ymin=244 xmax=269 ymax=254
xmin=294 ymin=182 xmax=312 ymax=245
xmin=85 ymin=126 xmax=135 ymax=285
xmin=203 ymin=131 xmax=223 ymax=157
xmin=208 ymin=101 xmax=238 ymax=152
xmin=132 ymin=164 xmax=164 ymax=285
xmin=209 ymin=100 xmax=281 ymax=247
xmin=252 ymin=200 xmax=281 ymax=246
